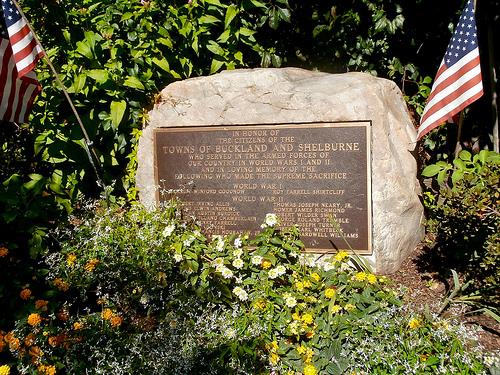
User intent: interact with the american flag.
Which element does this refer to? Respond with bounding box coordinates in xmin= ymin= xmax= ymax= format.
xmin=0 ymin=0 xmax=44 ymax=123
xmin=417 ymin=0 xmax=483 ymax=140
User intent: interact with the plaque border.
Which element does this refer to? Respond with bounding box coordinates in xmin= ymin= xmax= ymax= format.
xmin=153 ymin=121 xmax=373 ymax=255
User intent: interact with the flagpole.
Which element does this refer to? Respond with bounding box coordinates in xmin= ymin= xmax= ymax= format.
xmin=11 ymin=0 xmax=105 ymax=189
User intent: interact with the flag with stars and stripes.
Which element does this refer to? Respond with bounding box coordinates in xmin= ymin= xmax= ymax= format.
xmin=1 ymin=0 xmax=44 ymax=123
xmin=417 ymin=0 xmax=483 ymax=140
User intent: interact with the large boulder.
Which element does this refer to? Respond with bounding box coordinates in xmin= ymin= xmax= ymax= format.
xmin=137 ymin=68 xmax=424 ymax=274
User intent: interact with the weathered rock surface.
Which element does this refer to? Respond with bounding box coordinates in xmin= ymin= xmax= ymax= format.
xmin=137 ymin=68 xmax=424 ymax=274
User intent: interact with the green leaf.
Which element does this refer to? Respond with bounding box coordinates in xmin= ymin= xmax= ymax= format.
xmin=199 ymin=15 xmax=221 ymax=24
xmin=76 ymin=40 xmax=93 ymax=59
xmin=206 ymin=41 xmax=225 ymax=56
xmin=110 ymin=100 xmax=127 ymax=129
xmin=249 ymin=0 xmax=267 ymax=8
xmin=224 ymin=5 xmax=238 ymax=29
xmin=458 ymin=150 xmax=472 ymax=161
xmin=152 ymin=57 xmax=170 ymax=72
xmin=87 ymin=69 xmax=109 ymax=83
xmin=421 ymin=164 xmax=442 ymax=177
xmin=72 ymin=73 xmax=87 ymax=94
xmin=210 ymin=59 xmax=224 ymax=74
xmin=123 ymin=76 xmax=145 ymax=90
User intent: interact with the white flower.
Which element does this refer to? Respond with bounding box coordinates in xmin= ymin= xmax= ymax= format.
xmin=193 ymin=230 xmax=201 ymax=237
xmin=183 ymin=236 xmax=194 ymax=247
xmin=284 ymin=296 xmax=297 ymax=308
xmin=268 ymin=268 xmax=279 ymax=279
xmin=213 ymin=257 xmax=225 ymax=268
xmin=234 ymin=237 xmax=242 ymax=248
xmin=233 ymin=286 xmax=248 ymax=301
xmin=219 ymin=266 xmax=233 ymax=279
xmin=162 ymin=223 xmax=175 ymax=237
xmin=264 ymin=213 xmax=278 ymax=227
xmin=251 ymin=255 xmax=263 ymax=265
xmin=213 ymin=235 xmax=225 ymax=252
xmin=232 ymin=258 xmax=244 ymax=269
xmin=139 ymin=294 xmax=149 ymax=305
xmin=322 ymin=262 xmax=335 ymax=271
xmin=232 ymin=248 xmax=243 ymax=258
xmin=173 ymin=253 xmax=183 ymax=263
xmin=275 ymin=265 xmax=286 ymax=276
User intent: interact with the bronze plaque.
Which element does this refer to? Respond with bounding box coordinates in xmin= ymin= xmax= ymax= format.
xmin=154 ymin=122 xmax=372 ymax=254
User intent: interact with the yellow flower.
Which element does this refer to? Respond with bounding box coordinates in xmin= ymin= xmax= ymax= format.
xmin=35 ymin=300 xmax=49 ymax=311
xmin=20 ymin=288 xmax=32 ymax=300
xmin=303 ymin=364 xmax=317 ymax=375
xmin=270 ymin=352 xmax=280 ymax=365
xmin=419 ymin=354 xmax=429 ymax=362
xmin=296 ymin=345 xmax=307 ymax=355
xmin=261 ymin=259 xmax=272 ymax=269
xmin=303 ymin=280 xmax=312 ymax=289
xmin=304 ymin=347 xmax=314 ymax=363
xmin=84 ymin=259 xmax=99 ymax=272
xmin=301 ymin=313 xmax=313 ymax=324
xmin=344 ymin=303 xmax=355 ymax=311
xmin=325 ymin=287 xmax=336 ymax=299
xmin=253 ymin=299 xmax=267 ymax=310
xmin=269 ymin=341 xmax=278 ymax=352
xmin=354 ymin=272 xmax=367 ymax=282
xmin=408 ymin=318 xmax=422 ymax=329
xmin=292 ymin=311 xmax=301 ymax=321
xmin=0 ymin=246 xmax=8 ymax=258
xmin=27 ymin=313 xmax=42 ymax=326
xmin=102 ymin=308 xmax=113 ymax=320
xmin=334 ymin=250 xmax=349 ymax=262
xmin=38 ymin=365 xmax=56 ymax=375
xmin=110 ymin=315 xmax=123 ymax=328
xmin=310 ymin=273 xmax=320 ymax=282
xmin=66 ymin=253 xmax=77 ymax=267
xmin=0 ymin=365 xmax=10 ymax=375
xmin=331 ymin=305 xmax=342 ymax=314
xmin=295 ymin=281 xmax=304 ymax=291
xmin=73 ymin=322 xmax=83 ymax=330
xmin=367 ymin=274 xmax=377 ymax=284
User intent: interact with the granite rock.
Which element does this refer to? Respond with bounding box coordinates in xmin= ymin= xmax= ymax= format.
xmin=137 ymin=68 xmax=424 ymax=274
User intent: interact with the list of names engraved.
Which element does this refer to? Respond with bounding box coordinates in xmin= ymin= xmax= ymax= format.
xmin=154 ymin=122 xmax=372 ymax=254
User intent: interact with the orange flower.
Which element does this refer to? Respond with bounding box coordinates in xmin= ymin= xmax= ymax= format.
xmin=20 ymin=288 xmax=32 ymax=300
xmin=6 ymin=334 xmax=20 ymax=351
xmin=0 ymin=246 xmax=8 ymax=257
xmin=28 ymin=345 xmax=43 ymax=359
xmin=48 ymin=336 xmax=59 ymax=347
xmin=72 ymin=322 xmax=83 ymax=330
xmin=24 ymin=333 xmax=36 ymax=347
xmin=84 ymin=259 xmax=99 ymax=272
xmin=56 ymin=309 xmax=69 ymax=322
xmin=53 ymin=278 xmax=69 ymax=292
xmin=35 ymin=300 xmax=49 ymax=311
xmin=27 ymin=313 xmax=42 ymax=327
xmin=110 ymin=315 xmax=123 ymax=328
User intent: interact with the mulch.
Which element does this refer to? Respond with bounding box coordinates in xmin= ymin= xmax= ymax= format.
xmin=389 ymin=244 xmax=500 ymax=352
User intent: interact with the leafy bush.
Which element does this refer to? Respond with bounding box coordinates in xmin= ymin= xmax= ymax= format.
xmin=422 ymin=150 xmax=500 ymax=306
xmin=1 ymin=202 xmax=489 ymax=374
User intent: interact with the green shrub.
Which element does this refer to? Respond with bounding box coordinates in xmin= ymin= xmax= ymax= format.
xmin=422 ymin=150 xmax=500 ymax=306
xmin=2 ymin=202 xmax=489 ymax=374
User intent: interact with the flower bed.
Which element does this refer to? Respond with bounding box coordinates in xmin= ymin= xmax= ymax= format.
xmin=0 ymin=201 xmax=493 ymax=374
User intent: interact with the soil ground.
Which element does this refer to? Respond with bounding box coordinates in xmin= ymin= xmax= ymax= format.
xmin=389 ymin=244 xmax=500 ymax=352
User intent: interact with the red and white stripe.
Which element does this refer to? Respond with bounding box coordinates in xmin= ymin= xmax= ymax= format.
xmin=0 ymin=37 xmax=41 ymax=123
xmin=417 ymin=48 xmax=483 ymax=140
xmin=6 ymin=12 xmax=44 ymax=77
